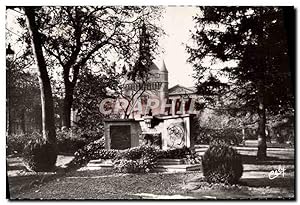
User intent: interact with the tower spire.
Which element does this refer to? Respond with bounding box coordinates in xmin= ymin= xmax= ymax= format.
xmin=160 ymin=60 xmax=168 ymax=72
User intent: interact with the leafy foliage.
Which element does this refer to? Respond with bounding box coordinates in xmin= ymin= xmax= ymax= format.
xmin=67 ymin=143 xmax=197 ymax=171
xmin=6 ymin=51 xmax=42 ymax=134
xmin=9 ymin=6 xmax=164 ymax=131
xmin=157 ymin=146 xmax=202 ymax=165
xmin=93 ymin=149 xmax=119 ymax=160
xmin=202 ymin=141 xmax=243 ymax=184
xmin=196 ymin=128 xmax=243 ymax=145
xmin=194 ymin=108 xmax=247 ymax=145
xmin=188 ymin=7 xmax=294 ymax=113
xmin=66 ymin=138 xmax=121 ymax=170
xmin=157 ymin=146 xmax=191 ymax=159
xmin=187 ymin=7 xmax=295 ymax=158
xmin=31 ymin=6 xmax=163 ymax=126
xmin=7 ymin=132 xmax=40 ymax=156
xmin=66 ymin=138 xmax=107 ymax=169
xmin=23 ymin=136 xmax=58 ymax=172
xmin=56 ymin=128 xmax=102 ymax=154
xmin=72 ymin=70 xmax=118 ymax=131
xmin=7 ymin=129 xmax=102 ymax=156
xmin=113 ymin=145 xmax=159 ymax=173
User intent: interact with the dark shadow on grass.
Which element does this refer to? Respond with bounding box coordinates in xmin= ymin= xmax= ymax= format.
xmin=241 ymin=155 xmax=295 ymax=165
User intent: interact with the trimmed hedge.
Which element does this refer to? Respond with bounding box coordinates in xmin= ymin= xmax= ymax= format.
xmin=202 ymin=141 xmax=243 ymax=184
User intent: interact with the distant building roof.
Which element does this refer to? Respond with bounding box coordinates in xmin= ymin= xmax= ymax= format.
xmin=168 ymin=84 xmax=196 ymax=95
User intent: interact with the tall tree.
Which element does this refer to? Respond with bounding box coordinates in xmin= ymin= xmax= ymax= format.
xmin=31 ymin=6 xmax=163 ymax=128
xmin=187 ymin=7 xmax=294 ymax=158
xmin=23 ymin=7 xmax=56 ymax=143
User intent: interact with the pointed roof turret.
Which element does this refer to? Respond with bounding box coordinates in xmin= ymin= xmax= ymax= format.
xmin=159 ymin=60 xmax=168 ymax=72
xmin=148 ymin=59 xmax=168 ymax=73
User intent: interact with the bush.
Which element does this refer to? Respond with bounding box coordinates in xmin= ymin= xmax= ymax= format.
xmin=56 ymin=128 xmax=103 ymax=154
xmin=157 ymin=146 xmax=191 ymax=159
xmin=66 ymin=138 xmax=120 ymax=169
xmin=113 ymin=159 xmax=140 ymax=173
xmin=23 ymin=137 xmax=57 ymax=172
xmin=113 ymin=145 xmax=159 ymax=173
xmin=196 ymin=128 xmax=243 ymax=145
xmin=7 ymin=133 xmax=38 ymax=155
xmin=7 ymin=129 xmax=103 ymax=156
xmin=66 ymin=138 xmax=106 ymax=169
xmin=93 ymin=149 xmax=119 ymax=160
xmin=202 ymin=141 xmax=243 ymax=184
xmin=157 ymin=147 xmax=202 ymax=165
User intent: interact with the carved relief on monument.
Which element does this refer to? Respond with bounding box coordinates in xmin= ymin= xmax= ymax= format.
xmin=166 ymin=122 xmax=185 ymax=149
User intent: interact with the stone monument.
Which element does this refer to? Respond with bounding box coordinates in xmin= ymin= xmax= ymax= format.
xmin=104 ymin=114 xmax=197 ymax=150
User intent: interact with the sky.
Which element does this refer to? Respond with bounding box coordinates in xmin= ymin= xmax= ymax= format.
xmin=159 ymin=6 xmax=199 ymax=88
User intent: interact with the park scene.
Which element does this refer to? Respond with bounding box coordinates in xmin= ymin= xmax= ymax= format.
xmin=6 ymin=6 xmax=295 ymax=200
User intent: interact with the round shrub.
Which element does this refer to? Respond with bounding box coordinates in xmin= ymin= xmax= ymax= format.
xmin=202 ymin=141 xmax=243 ymax=184
xmin=23 ymin=138 xmax=58 ymax=172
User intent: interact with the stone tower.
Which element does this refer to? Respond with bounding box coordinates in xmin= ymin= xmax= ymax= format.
xmin=122 ymin=59 xmax=169 ymax=118
xmin=158 ymin=60 xmax=168 ymax=102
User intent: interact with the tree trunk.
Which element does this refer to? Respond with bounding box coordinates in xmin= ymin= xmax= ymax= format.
xmin=21 ymin=109 xmax=26 ymax=133
xmin=242 ymin=127 xmax=246 ymax=146
xmin=257 ymin=83 xmax=267 ymax=159
xmin=7 ymin=58 xmax=12 ymax=135
xmin=62 ymin=83 xmax=74 ymax=128
xmin=25 ymin=7 xmax=56 ymax=144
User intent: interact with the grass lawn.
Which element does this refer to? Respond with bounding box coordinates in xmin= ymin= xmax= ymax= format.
xmin=7 ymin=148 xmax=295 ymax=200
xmin=7 ymin=155 xmax=74 ymax=197
xmin=243 ymin=140 xmax=294 ymax=148
xmin=10 ymin=169 xmax=294 ymax=200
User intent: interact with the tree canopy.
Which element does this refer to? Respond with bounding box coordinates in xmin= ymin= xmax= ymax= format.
xmin=187 ymin=7 xmax=295 ymax=158
xmin=14 ymin=6 xmax=164 ymax=128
